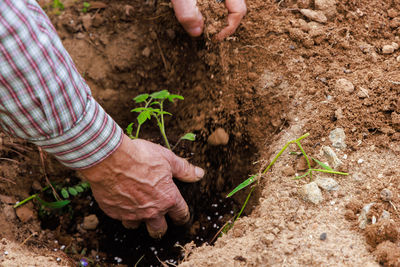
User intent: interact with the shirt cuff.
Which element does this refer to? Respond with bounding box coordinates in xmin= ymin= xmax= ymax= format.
xmin=31 ymin=96 xmax=123 ymax=169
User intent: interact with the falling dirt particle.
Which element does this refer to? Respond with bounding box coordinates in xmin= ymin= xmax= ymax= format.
xmin=365 ymin=219 xmax=398 ymax=248
xmin=207 ymin=128 xmax=229 ymax=146
xmin=15 ymin=206 xmax=34 ymax=223
xmin=82 ymin=214 xmax=99 ymax=230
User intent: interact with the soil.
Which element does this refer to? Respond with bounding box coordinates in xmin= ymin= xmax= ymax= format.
xmin=1 ymin=0 xmax=400 ymax=266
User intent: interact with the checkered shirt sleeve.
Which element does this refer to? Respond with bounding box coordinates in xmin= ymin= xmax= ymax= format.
xmin=0 ymin=0 xmax=123 ymax=169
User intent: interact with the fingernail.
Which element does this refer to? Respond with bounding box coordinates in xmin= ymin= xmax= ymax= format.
xmin=195 ymin=167 xmax=205 ymax=179
xmin=189 ymin=26 xmax=202 ymax=37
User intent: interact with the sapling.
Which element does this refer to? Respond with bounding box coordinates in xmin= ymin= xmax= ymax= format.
xmin=222 ymin=133 xmax=349 ymax=232
xmin=14 ymin=181 xmax=90 ymax=209
xmin=127 ymin=90 xmax=195 ymax=150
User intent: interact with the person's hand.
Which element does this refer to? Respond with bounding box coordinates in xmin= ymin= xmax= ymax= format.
xmin=80 ymin=135 xmax=205 ymax=238
xmin=171 ymin=0 xmax=247 ymax=40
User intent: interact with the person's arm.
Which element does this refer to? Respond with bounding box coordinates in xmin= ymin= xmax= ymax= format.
xmin=0 ymin=0 xmax=204 ymax=238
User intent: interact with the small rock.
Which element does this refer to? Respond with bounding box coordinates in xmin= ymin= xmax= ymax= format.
xmin=334 ymin=108 xmax=343 ymax=120
xmin=300 ymin=9 xmax=328 ymax=24
xmin=335 ymin=78 xmax=354 ymax=93
xmin=0 ymin=194 xmax=15 ymax=204
xmin=380 ymin=188 xmax=393 ymax=202
xmin=31 ymin=181 xmax=42 ymax=191
xmin=321 ymin=146 xmax=342 ymax=169
xmin=315 ymin=177 xmax=339 ymax=191
xmin=298 ymin=182 xmax=323 ymax=204
xmin=296 ymin=156 xmax=308 ymax=171
xmin=319 ymin=232 xmax=327 ymax=241
xmin=81 ymin=14 xmax=92 ymax=31
xmin=298 ymin=19 xmax=310 ymax=31
xmin=262 ymin=233 xmax=275 ymax=245
xmin=329 ymin=128 xmax=347 ymax=149
xmin=358 ymin=202 xmax=374 ymax=229
xmin=392 ymin=42 xmax=399 ymax=50
xmin=282 ymin=165 xmax=295 ymax=176
xmin=142 ymin=47 xmax=151 ymax=58
xmin=3 ymin=205 xmax=16 ymax=221
xmin=207 ymin=128 xmax=229 ymax=146
xmin=382 ymin=45 xmax=395 ymax=54
xmin=380 ymin=210 xmax=391 ymax=221
xmin=287 ymin=222 xmax=296 ymax=231
xmin=357 ymin=159 xmax=364 ymax=164
xmin=82 ymin=214 xmax=99 ymax=230
xmin=357 ymin=87 xmax=370 ymax=98
xmin=16 ymin=206 xmax=34 ymax=223
xmin=314 ymin=0 xmax=337 ymax=18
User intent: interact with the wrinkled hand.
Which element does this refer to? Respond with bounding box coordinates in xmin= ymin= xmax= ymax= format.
xmin=80 ymin=135 xmax=204 ymax=238
xmin=171 ymin=0 xmax=247 ymax=40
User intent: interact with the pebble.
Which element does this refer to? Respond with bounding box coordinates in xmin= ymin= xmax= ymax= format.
xmin=319 ymin=232 xmax=327 ymax=241
xmin=3 ymin=205 xmax=16 ymax=221
xmin=0 ymin=194 xmax=15 ymax=205
xmin=82 ymin=214 xmax=99 ymax=230
xmin=335 ymin=78 xmax=354 ymax=94
xmin=300 ymin=9 xmax=328 ymax=23
xmin=282 ymin=165 xmax=295 ymax=176
xmin=142 ymin=47 xmax=151 ymax=58
xmin=298 ymin=182 xmax=323 ymax=204
xmin=357 ymin=87 xmax=370 ymax=98
xmin=329 ymin=128 xmax=347 ymax=149
xmin=358 ymin=202 xmax=374 ymax=229
xmin=322 ymin=146 xmax=342 ymax=169
xmin=207 ymin=128 xmax=229 ymax=146
xmin=15 ymin=206 xmax=34 ymax=223
xmin=287 ymin=222 xmax=296 ymax=231
xmin=382 ymin=44 xmax=395 ymax=54
xmin=357 ymin=159 xmax=364 ymax=164
xmin=380 ymin=188 xmax=392 ymax=202
xmin=315 ymin=177 xmax=339 ymax=191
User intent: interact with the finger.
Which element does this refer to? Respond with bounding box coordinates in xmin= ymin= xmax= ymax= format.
xmin=122 ymin=220 xmax=141 ymax=229
xmin=171 ymin=0 xmax=204 ymax=37
xmin=216 ymin=0 xmax=247 ymax=41
xmin=165 ymin=150 xmax=205 ymax=182
xmin=168 ymin=189 xmax=190 ymax=225
xmin=146 ymin=216 xmax=168 ymax=239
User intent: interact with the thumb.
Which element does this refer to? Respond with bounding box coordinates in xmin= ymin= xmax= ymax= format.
xmin=166 ymin=151 xmax=205 ymax=182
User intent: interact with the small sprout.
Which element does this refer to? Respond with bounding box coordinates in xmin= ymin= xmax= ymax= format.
xmin=68 ymin=187 xmax=78 ymax=196
xmin=128 ymin=90 xmax=195 ymax=150
xmin=82 ymin=2 xmax=90 ymax=13
xmin=61 ymin=188 xmax=69 ymax=199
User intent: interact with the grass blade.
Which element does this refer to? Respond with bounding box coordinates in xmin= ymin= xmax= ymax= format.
xmin=227 ymin=175 xmax=257 ymax=198
xmin=311 ymin=157 xmax=333 ymax=171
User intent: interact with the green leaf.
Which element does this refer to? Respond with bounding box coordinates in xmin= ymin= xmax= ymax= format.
xmin=293 ymin=172 xmax=310 ymax=180
xmin=131 ymin=107 xmax=146 ymax=113
xmin=68 ymin=187 xmax=78 ymax=196
xmin=150 ymin=101 xmax=160 ymax=106
xmin=83 ymin=2 xmax=91 ymax=8
xmin=311 ymin=157 xmax=333 ymax=171
xmin=75 ymin=185 xmax=84 ymax=193
xmin=227 ymin=175 xmax=257 ymax=198
xmin=37 ymin=196 xmax=70 ymax=209
xmin=61 ymin=188 xmax=69 ymax=199
xmin=126 ymin=122 xmax=134 ymax=136
xmin=167 ymin=94 xmax=184 ymax=102
xmin=133 ymin=94 xmax=149 ymax=103
xmin=80 ymin=182 xmax=90 ymax=189
xmin=181 ymin=133 xmax=196 ymax=141
xmin=137 ymin=111 xmax=149 ymax=125
xmin=160 ymin=111 xmax=172 ymax=116
xmin=150 ymin=90 xmax=169 ymax=99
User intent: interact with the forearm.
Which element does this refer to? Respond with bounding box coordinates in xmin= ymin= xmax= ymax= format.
xmin=0 ymin=0 xmax=123 ymax=169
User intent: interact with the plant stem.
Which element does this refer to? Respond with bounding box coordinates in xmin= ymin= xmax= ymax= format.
xmin=14 ymin=194 xmax=38 ymax=208
xmin=310 ymin=169 xmax=349 ymax=175
xmin=262 ymin=133 xmax=310 ymax=175
xmin=235 ymin=186 xmax=255 ymax=221
xmin=296 ymin=140 xmax=312 ymax=179
xmin=158 ymin=100 xmax=171 ymax=150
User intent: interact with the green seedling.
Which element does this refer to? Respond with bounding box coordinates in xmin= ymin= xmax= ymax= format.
xmin=52 ymin=0 xmax=64 ymax=10
xmin=223 ymin=133 xmax=349 ymax=232
xmin=127 ymin=90 xmax=195 ymax=150
xmin=14 ymin=181 xmax=90 ymax=209
xmin=82 ymin=2 xmax=91 ymax=13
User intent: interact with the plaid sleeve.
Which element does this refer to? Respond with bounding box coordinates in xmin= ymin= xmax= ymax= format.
xmin=0 ymin=0 xmax=123 ymax=169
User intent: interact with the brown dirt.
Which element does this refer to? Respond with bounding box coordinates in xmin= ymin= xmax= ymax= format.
xmin=1 ymin=0 xmax=400 ymax=266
